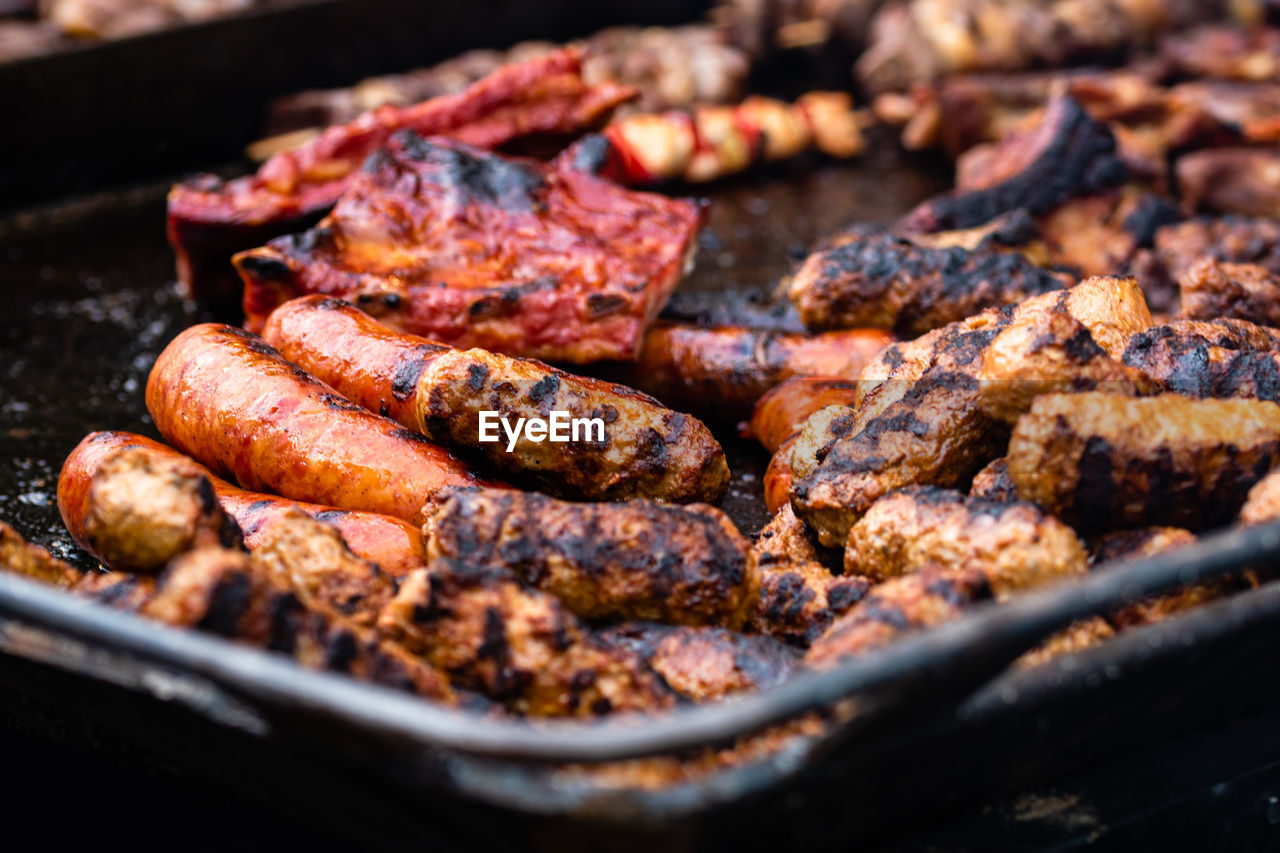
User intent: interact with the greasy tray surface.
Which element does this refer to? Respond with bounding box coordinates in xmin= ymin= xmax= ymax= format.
xmin=0 ymin=141 xmax=947 ymax=563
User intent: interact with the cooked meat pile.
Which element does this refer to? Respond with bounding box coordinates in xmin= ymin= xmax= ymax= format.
xmin=10 ymin=1 xmax=1280 ymax=793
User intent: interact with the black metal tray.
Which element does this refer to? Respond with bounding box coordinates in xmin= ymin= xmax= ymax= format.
xmin=5 ymin=5 xmax=1280 ymax=848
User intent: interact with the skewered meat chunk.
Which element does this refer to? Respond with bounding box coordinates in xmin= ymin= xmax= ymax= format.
xmin=595 ymin=622 xmax=799 ymax=702
xmin=792 ymin=371 xmax=1007 ymax=546
xmin=146 ymin=324 xmax=499 ymax=526
xmin=897 ymin=96 xmax=1128 ymax=234
xmin=262 ymin=25 xmax=749 ymax=137
xmin=749 ymin=376 xmax=862 ymax=454
xmin=169 ymin=49 xmax=635 ymax=301
xmin=805 ymin=566 xmax=993 ymax=668
xmin=1177 ymin=148 xmax=1280 ymax=218
xmin=843 ymin=486 xmax=1088 ymax=597
xmin=424 ymin=489 xmax=758 ymax=628
xmin=60 ymin=432 xmax=430 ymax=578
xmin=786 ymin=230 xmax=1071 ymax=336
xmin=1035 ymin=188 xmax=1183 ymax=284
xmin=976 ymin=277 xmax=1157 ymax=424
xmin=260 ymin=296 xmax=727 ymax=503
xmin=236 ymin=134 xmax=702 ymax=364
xmin=855 ymin=0 xmax=1248 ymax=93
xmin=1007 ymin=392 xmax=1280 ymax=531
xmin=578 ymin=92 xmax=866 ymax=186
xmin=624 ymin=324 xmax=890 ymax=416
xmin=969 ymin=457 xmax=1018 ymax=502
xmin=1178 ymin=259 xmax=1280 ymax=328
xmin=749 ymin=504 xmax=868 ymax=646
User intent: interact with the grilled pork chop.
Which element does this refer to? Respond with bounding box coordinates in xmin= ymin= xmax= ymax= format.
xmin=236 ymin=134 xmax=702 ymax=363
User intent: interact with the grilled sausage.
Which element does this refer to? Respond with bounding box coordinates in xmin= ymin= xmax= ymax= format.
xmin=423 ymin=488 xmax=758 ymax=628
xmin=624 ymin=323 xmax=890 ymax=417
xmin=259 ymin=296 xmax=727 ymax=503
xmin=1007 ymin=392 xmax=1280 ymax=531
xmin=59 ymin=431 xmax=428 ymax=577
xmin=748 ymin=376 xmax=861 ymax=455
xmin=145 ymin=324 xmax=499 ymax=525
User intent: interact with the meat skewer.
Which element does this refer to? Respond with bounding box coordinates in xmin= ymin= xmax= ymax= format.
xmin=146 ymin=324 xmax=500 ymax=526
xmin=569 ymin=91 xmax=868 ymax=186
xmin=59 ymin=432 xmax=430 ymax=578
xmin=260 ymin=296 xmax=728 ymax=503
xmin=235 ymin=134 xmax=703 ymax=364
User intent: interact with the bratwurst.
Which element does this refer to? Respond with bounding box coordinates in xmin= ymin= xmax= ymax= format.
xmin=259 ymin=296 xmax=727 ymax=503
xmin=145 ymin=324 xmax=499 ymax=526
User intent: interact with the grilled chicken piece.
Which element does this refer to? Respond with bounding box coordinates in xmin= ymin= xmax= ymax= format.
xmin=897 ymin=96 xmax=1128 ymax=234
xmin=260 ymin=296 xmax=727 ymax=503
xmin=786 ymin=230 xmax=1071 ymax=336
xmin=72 ymin=446 xmax=242 ymax=572
xmin=624 ymin=324 xmax=889 ymax=417
xmin=1177 ymin=148 xmax=1280 ymax=218
xmin=170 ymin=49 xmax=635 ymax=301
xmin=805 ymin=566 xmax=993 ymax=668
xmin=595 ymin=622 xmax=799 ymax=702
xmin=856 ymin=0 xmax=1248 ymax=93
xmin=236 ymin=135 xmax=701 ymax=364
xmin=1159 ymin=23 xmax=1280 ymax=82
xmin=60 ymin=431 xmax=430 ymax=578
xmin=976 ymin=277 xmax=1158 ymax=424
xmin=424 ymin=489 xmax=758 ymax=628
xmin=1142 ymin=215 xmax=1280 ymax=288
xmin=1034 ymin=188 xmax=1183 ymax=284
xmin=1007 ymin=392 xmax=1280 ymax=531
xmin=792 ymin=371 xmax=1006 ymax=546
xmin=1122 ymin=317 xmax=1280 ymax=399
xmin=576 ymin=92 xmax=866 ymax=185
xmin=843 ymin=486 xmax=1088 ymax=597
xmin=749 ymin=376 xmax=861 ymax=454
xmin=261 ymin=25 xmax=749 ymax=138
xmin=1178 ymin=259 xmax=1280 ymax=328
xmin=969 ymin=457 xmax=1019 ymax=502
xmin=749 ymin=504 xmax=868 ymax=646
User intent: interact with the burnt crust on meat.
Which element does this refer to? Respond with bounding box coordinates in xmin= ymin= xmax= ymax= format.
xmin=424 ymin=488 xmax=757 ymax=627
xmin=786 ymin=231 xmax=1071 ymax=336
xmin=896 ymin=96 xmax=1128 ymax=234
